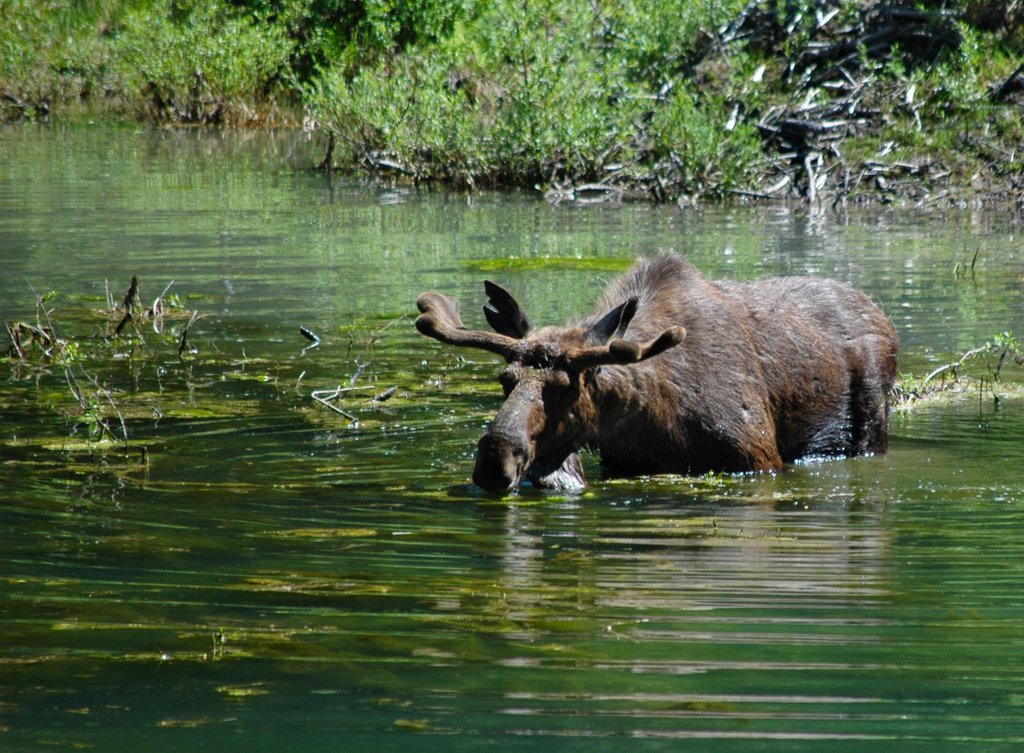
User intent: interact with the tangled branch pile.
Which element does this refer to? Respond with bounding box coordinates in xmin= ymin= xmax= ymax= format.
xmin=740 ymin=1 xmax=1024 ymax=205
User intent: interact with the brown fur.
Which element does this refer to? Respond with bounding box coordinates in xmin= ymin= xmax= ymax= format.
xmin=417 ymin=254 xmax=898 ymax=493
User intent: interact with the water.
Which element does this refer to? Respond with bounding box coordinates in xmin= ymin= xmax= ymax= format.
xmin=1 ymin=125 xmax=1023 ymax=752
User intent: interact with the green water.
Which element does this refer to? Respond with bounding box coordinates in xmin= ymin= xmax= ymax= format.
xmin=1 ymin=125 xmax=1023 ymax=752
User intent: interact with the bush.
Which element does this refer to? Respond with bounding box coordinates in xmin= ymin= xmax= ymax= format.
xmin=226 ymin=0 xmax=473 ymax=79
xmin=114 ymin=0 xmax=293 ymax=124
xmin=5 ymin=0 xmax=1024 ymax=203
xmin=649 ymin=87 xmax=763 ymax=197
xmin=594 ymin=0 xmax=747 ymax=89
xmin=310 ymin=0 xmax=752 ymax=191
xmin=0 ymin=0 xmax=119 ymax=120
xmin=310 ymin=48 xmax=484 ymax=183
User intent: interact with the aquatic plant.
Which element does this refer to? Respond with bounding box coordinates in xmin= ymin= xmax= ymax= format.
xmin=893 ymin=331 xmax=1024 ymax=409
xmin=4 ymin=277 xmax=203 ymax=456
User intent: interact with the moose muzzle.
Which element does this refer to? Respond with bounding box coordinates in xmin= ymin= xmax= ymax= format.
xmin=472 ymin=431 xmax=532 ymax=493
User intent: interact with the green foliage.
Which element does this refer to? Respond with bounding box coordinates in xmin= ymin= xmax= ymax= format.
xmin=114 ymin=1 xmax=293 ymax=124
xmin=226 ymin=0 xmax=473 ymax=78
xmin=310 ymin=0 xmax=754 ymax=191
xmin=310 ymin=0 xmax=650 ymax=187
xmin=4 ymin=0 xmax=1024 ymax=202
xmin=593 ymin=0 xmax=746 ymax=88
xmin=649 ymin=87 xmax=763 ymax=196
xmin=310 ymin=47 xmax=484 ymax=182
xmin=475 ymin=1 xmax=642 ymax=184
xmin=0 ymin=0 xmax=121 ymax=119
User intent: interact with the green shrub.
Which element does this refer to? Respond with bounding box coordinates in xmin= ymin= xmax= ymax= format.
xmin=114 ymin=0 xmax=293 ymax=124
xmin=649 ymin=87 xmax=763 ymax=197
xmin=310 ymin=48 xmax=484 ymax=183
xmin=476 ymin=1 xmax=643 ymax=184
xmin=311 ymin=0 xmax=653 ymax=187
xmin=0 ymin=0 xmax=119 ymax=120
xmin=5 ymin=0 xmax=1023 ymax=202
xmin=594 ymin=0 xmax=746 ymax=88
xmin=225 ymin=0 xmax=473 ymax=79
xmin=310 ymin=0 xmax=647 ymax=187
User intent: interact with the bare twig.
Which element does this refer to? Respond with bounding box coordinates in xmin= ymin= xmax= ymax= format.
xmin=921 ymin=346 xmax=989 ymax=387
xmin=151 ymin=280 xmax=175 ymax=334
xmin=312 ymin=395 xmax=359 ymax=421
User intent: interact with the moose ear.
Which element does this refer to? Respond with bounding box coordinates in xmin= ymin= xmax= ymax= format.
xmin=589 ymin=297 xmax=638 ymax=344
xmin=483 ymin=281 xmax=533 ymax=338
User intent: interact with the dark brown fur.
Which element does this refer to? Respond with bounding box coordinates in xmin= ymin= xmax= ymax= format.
xmin=416 ymin=254 xmax=898 ymax=493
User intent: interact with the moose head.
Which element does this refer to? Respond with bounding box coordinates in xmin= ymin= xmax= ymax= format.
xmin=416 ymin=281 xmax=685 ymax=493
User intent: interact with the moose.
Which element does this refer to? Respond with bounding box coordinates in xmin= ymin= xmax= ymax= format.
xmin=416 ymin=254 xmax=898 ymax=493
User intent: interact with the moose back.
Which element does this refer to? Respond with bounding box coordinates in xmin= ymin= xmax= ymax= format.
xmin=416 ymin=254 xmax=898 ymax=493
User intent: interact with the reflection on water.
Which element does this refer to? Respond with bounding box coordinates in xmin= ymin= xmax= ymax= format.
xmin=1 ymin=126 xmax=1023 ymax=752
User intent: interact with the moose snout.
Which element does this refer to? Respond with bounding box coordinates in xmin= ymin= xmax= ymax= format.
xmin=473 ymin=432 xmax=532 ymax=493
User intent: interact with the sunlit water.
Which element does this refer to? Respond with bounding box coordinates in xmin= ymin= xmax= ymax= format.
xmin=1 ymin=125 xmax=1023 ymax=752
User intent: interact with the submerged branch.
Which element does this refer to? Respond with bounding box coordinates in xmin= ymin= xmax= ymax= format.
xmin=6 ymin=276 xmax=207 ymax=456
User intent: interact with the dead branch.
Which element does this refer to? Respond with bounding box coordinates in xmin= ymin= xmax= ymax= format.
xmin=920 ymin=345 xmax=989 ymax=387
xmin=311 ymin=387 xmax=359 ymax=422
xmin=992 ymin=60 xmax=1024 ymax=102
xmin=317 ymin=131 xmax=335 ymax=172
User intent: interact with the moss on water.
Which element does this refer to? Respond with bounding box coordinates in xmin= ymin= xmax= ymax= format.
xmin=269 ymin=527 xmax=379 ymax=539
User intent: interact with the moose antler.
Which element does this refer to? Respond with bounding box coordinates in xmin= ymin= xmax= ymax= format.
xmin=566 ymin=326 xmax=686 ymax=370
xmin=483 ymin=281 xmax=533 ymax=338
xmin=416 ymin=292 xmax=521 ymax=358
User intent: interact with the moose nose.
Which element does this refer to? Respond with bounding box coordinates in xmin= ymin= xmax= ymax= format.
xmin=473 ymin=433 xmax=530 ymax=493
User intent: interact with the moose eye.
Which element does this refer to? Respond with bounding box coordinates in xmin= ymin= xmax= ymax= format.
xmin=498 ymin=367 xmax=519 ymax=396
xmin=548 ymin=370 xmax=571 ymax=390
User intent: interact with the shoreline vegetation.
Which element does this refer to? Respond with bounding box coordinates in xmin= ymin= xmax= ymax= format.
xmin=3 ymin=0 xmax=1024 ymax=206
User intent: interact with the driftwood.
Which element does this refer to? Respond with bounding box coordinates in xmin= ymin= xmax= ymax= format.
xmin=545 ymin=182 xmax=625 ymax=204
xmin=737 ymin=3 xmax=964 ymax=204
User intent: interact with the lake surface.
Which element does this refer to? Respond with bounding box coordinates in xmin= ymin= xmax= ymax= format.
xmin=1 ymin=125 xmax=1023 ymax=752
